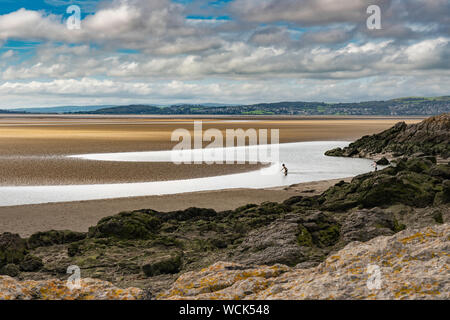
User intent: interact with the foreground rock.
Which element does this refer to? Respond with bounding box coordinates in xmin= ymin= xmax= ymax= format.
xmin=0 ymin=158 xmax=447 ymax=296
xmin=316 ymin=158 xmax=449 ymax=211
xmin=160 ymin=224 xmax=449 ymax=300
xmin=325 ymin=113 xmax=449 ymax=159
xmin=0 ymin=277 xmax=143 ymax=300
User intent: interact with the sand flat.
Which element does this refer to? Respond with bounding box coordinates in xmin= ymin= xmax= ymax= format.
xmin=0 ymin=115 xmax=423 ymax=235
xmin=0 ymin=178 xmax=347 ymax=237
xmin=0 ymin=115 xmax=421 ymax=185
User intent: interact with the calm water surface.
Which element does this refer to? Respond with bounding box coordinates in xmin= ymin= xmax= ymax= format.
xmin=0 ymin=141 xmax=375 ymax=206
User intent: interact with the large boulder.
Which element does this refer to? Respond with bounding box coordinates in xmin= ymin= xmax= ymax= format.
xmin=324 ymin=147 xmax=344 ymax=157
xmin=233 ymin=214 xmax=308 ymax=266
xmin=27 ymin=230 xmax=86 ymax=249
xmin=297 ymin=212 xmax=340 ymax=248
xmin=233 ymin=212 xmax=340 ymax=267
xmin=0 ymin=233 xmax=27 ymax=267
xmin=0 ymin=264 xmax=20 ymax=277
xmin=434 ymin=180 xmax=450 ymax=205
xmin=142 ymin=255 xmax=183 ymax=277
xmin=160 ymin=224 xmax=449 ymax=300
xmin=0 ymin=276 xmax=144 ymax=300
xmin=340 ymin=208 xmax=398 ymax=243
xmin=319 ymin=159 xmax=445 ymax=211
xmin=19 ymin=255 xmax=43 ymax=272
xmin=88 ymin=211 xmax=162 ymax=239
xmin=324 ymin=114 xmax=450 ymax=159
xmin=429 ymin=164 xmax=450 ymax=180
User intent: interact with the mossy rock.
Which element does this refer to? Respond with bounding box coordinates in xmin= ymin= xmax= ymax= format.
xmin=297 ymin=226 xmax=313 ymax=247
xmin=298 ymin=212 xmax=341 ymax=248
xmin=434 ymin=180 xmax=450 ymax=205
xmin=392 ymin=219 xmax=406 ymax=232
xmin=323 ymin=115 xmax=450 ymax=159
xmin=142 ymin=255 xmax=182 ymax=277
xmin=432 ymin=211 xmax=444 ymax=224
xmin=67 ymin=242 xmax=82 ymax=257
xmin=292 ymin=196 xmax=320 ymax=209
xmin=319 ymin=159 xmax=444 ymax=210
xmin=283 ymin=196 xmax=304 ymax=206
xmin=235 ymin=204 xmax=258 ymax=212
xmin=27 ymin=230 xmax=86 ymax=249
xmin=429 ymin=165 xmax=450 ymax=180
xmin=19 ymin=255 xmax=43 ymax=272
xmin=210 ymin=238 xmax=228 ymax=249
xmin=358 ymin=175 xmax=434 ymax=208
xmin=0 ymin=264 xmax=20 ymax=277
xmin=317 ymin=225 xmax=340 ymax=247
xmin=253 ymin=202 xmax=290 ymax=215
xmin=161 ymin=207 xmax=218 ymax=222
xmin=404 ymin=158 xmax=434 ymax=173
xmin=320 ymin=199 xmax=358 ymax=212
xmin=0 ymin=233 xmax=28 ymax=267
xmin=151 ymin=236 xmax=184 ymax=248
xmin=324 ymin=147 xmax=344 ymax=157
xmin=88 ymin=211 xmax=162 ymax=239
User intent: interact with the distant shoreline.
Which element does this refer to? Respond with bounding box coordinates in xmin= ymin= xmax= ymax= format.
xmin=0 ymin=113 xmax=428 ymax=121
xmin=0 ymin=117 xmax=421 ymax=186
xmin=0 ymin=116 xmax=422 ymax=235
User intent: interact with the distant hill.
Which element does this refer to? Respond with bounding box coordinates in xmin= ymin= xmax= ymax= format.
xmin=78 ymin=105 xmax=164 ymax=115
xmin=79 ymin=96 xmax=450 ymax=116
xmin=12 ymin=105 xmax=114 ymax=114
xmin=0 ymin=109 xmax=23 ymax=114
xmin=2 ymin=96 xmax=449 ymax=116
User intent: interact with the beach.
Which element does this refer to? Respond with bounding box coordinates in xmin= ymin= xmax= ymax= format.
xmin=0 ymin=178 xmax=348 ymax=237
xmin=0 ymin=115 xmax=422 ymax=185
xmin=0 ymin=115 xmax=423 ymax=235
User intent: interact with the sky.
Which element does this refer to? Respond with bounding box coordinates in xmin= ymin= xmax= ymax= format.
xmin=0 ymin=0 xmax=449 ymax=108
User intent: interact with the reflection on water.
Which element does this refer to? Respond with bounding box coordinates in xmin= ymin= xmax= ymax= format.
xmin=0 ymin=141 xmax=375 ymax=207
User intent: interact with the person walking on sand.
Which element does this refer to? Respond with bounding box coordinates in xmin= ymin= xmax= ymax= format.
xmin=281 ymin=164 xmax=288 ymax=176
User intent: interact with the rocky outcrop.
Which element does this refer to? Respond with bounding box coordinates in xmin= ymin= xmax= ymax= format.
xmin=317 ymin=158 xmax=449 ymax=211
xmin=160 ymin=224 xmax=449 ymax=300
xmin=232 ymin=214 xmax=305 ymax=267
xmin=0 ymin=233 xmax=28 ymax=268
xmin=231 ymin=212 xmax=339 ymax=267
xmin=27 ymin=230 xmax=86 ymax=249
xmin=339 ymin=208 xmax=398 ymax=243
xmin=0 ymin=276 xmax=143 ymax=300
xmin=325 ymin=113 xmax=450 ymax=159
xmin=0 ymin=159 xmax=446 ymax=296
xmin=0 ymin=153 xmax=447 ymax=299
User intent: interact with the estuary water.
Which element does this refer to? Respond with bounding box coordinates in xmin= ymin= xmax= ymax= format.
xmin=0 ymin=141 xmax=374 ymax=207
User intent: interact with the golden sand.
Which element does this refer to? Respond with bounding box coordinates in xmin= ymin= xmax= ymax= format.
xmin=0 ymin=178 xmax=350 ymax=237
xmin=0 ymin=115 xmax=423 ymax=235
xmin=0 ymin=115 xmax=421 ymax=185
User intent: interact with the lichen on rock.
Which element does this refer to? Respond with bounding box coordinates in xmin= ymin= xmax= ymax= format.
xmin=0 ymin=277 xmax=143 ymax=300
xmin=160 ymin=224 xmax=449 ymax=300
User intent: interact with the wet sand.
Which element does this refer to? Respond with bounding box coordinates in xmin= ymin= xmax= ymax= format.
xmin=0 ymin=115 xmax=421 ymax=185
xmin=0 ymin=115 xmax=423 ymax=235
xmin=0 ymin=178 xmax=349 ymax=237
